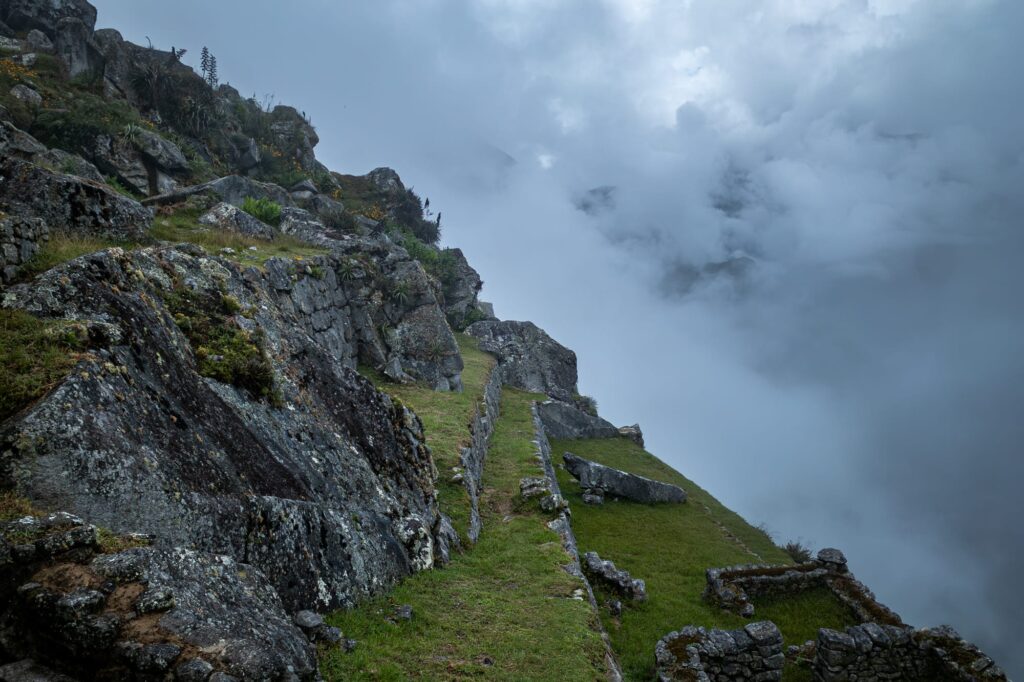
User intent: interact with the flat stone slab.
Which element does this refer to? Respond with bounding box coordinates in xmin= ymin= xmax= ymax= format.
xmin=563 ymin=452 xmax=686 ymax=504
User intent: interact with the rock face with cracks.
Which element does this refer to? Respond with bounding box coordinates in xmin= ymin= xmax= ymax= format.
xmin=0 ymin=244 xmax=452 ymax=616
xmin=466 ymin=319 xmax=578 ymax=401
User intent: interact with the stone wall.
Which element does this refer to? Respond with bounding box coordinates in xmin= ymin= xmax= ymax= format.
xmin=655 ymin=621 xmax=784 ymax=682
xmin=460 ymin=367 xmax=502 ymax=542
xmin=704 ymin=548 xmax=902 ymax=626
xmin=0 ymin=215 xmax=46 ymax=283
xmin=530 ymin=403 xmax=624 ymax=682
xmin=814 ymin=624 xmax=1009 ymax=681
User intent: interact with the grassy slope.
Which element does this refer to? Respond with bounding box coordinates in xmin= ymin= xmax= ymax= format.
xmin=323 ymin=389 xmax=609 ymax=681
xmin=551 ymin=437 xmax=857 ymax=681
xmin=359 ymin=334 xmax=496 ymax=540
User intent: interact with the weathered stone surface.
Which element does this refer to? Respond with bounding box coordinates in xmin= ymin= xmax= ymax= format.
xmin=0 ymin=0 xmax=97 ymax=38
xmin=440 ymin=247 xmax=483 ymax=330
xmin=0 ymin=214 xmax=47 ymax=283
xmin=563 ymin=452 xmax=687 ymax=504
xmin=53 ymin=16 xmax=102 ymax=77
xmin=537 ymin=399 xmax=619 ymax=440
xmin=0 ymin=245 xmax=445 ymax=614
xmin=816 ymin=547 xmax=848 ymax=571
xmin=582 ymin=552 xmax=647 ymax=602
xmin=8 ymin=84 xmax=41 ymax=107
xmin=0 ymin=659 xmax=78 ymax=681
xmin=618 ymin=423 xmax=644 ymax=448
xmin=656 ymin=622 xmax=783 ymax=682
xmin=198 ymin=202 xmax=276 ymax=240
xmin=466 ymin=319 xmax=578 ymax=401
xmin=0 ymin=155 xmax=152 ymax=239
xmin=144 ymin=175 xmax=293 ymax=209
xmin=24 ymin=28 xmax=52 ymax=52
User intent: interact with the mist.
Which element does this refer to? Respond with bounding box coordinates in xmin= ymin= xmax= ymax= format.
xmin=95 ymin=0 xmax=1024 ymax=674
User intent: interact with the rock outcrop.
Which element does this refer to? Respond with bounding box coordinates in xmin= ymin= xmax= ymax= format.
xmin=0 ymin=154 xmax=152 ymax=240
xmin=466 ymin=319 xmax=578 ymax=401
xmin=1 ymin=245 xmax=448 ymax=614
xmin=144 ymin=175 xmax=294 ymax=209
xmin=0 ymin=512 xmax=318 ymax=680
xmin=563 ymin=452 xmax=687 ymax=504
xmin=198 ymin=202 xmax=275 ymax=240
xmin=538 ymin=399 xmax=620 ymax=440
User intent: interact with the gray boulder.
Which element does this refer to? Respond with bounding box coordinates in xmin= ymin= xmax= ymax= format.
xmin=618 ymin=424 xmax=644 ymax=448
xmin=466 ymin=319 xmax=578 ymax=401
xmin=33 ymin=148 xmax=104 ymax=183
xmin=0 ymin=155 xmax=152 ymax=239
xmin=134 ymin=127 xmax=189 ymax=173
xmin=563 ymin=452 xmax=687 ymax=504
xmin=538 ymin=399 xmax=619 ymax=440
xmin=234 ymin=137 xmax=261 ymax=172
xmin=53 ymin=16 xmax=102 ymax=78
xmin=0 ymin=0 xmax=97 ymax=38
xmin=582 ymin=551 xmax=647 ymax=601
xmin=9 ymin=84 xmax=41 ymax=107
xmin=199 ymin=202 xmax=276 ymax=240
xmin=24 ymin=28 xmax=53 ymax=52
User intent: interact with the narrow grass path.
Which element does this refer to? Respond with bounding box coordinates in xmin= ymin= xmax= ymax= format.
xmin=359 ymin=334 xmax=496 ymax=539
xmin=551 ymin=437 xmax=858 ymax=681
xmin=322 ymin=390 xmax=610 ymax=681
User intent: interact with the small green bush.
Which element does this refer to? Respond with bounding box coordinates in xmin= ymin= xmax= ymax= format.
xmin=784 ymin=541 xmax=814 ymax=564
xmin=241 ymin=196 xmax=282 ymax=226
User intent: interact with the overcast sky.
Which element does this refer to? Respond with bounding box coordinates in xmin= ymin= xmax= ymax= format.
xmin=96 ymin=0 xmax=1024 ymax=674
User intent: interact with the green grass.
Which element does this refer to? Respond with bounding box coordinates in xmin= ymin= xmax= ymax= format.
xmin=0 ymin=309 xmax=86 ymax=422
xmin=150 ymin=207 xmax=327 ymax=269
xmin=322 ymin=389 xmax=610 ymax=681
xmin=358 ymin=335 xmax=497 ymax=541
xmin=15 ymin=232 xmax=139 ymax=281
xmin=551 ymin=437 xmax=857 ymax=681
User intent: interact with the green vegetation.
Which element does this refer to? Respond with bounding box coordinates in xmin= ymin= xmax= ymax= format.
xmin=16 ymin=232 xmax=137 ymax=281
xmin=150 ymin=207 xmax=327 ymax=269
xmin=359 ymin=335 xmax=496 ymax=540
xmin=0 ymin=491 xmax=39 ymax=523
xmin=323 ymin=389 xmax=609 ymax=681
xmin=550 ymin=437 xmax=858 ymax=680
xmin=0 ymin=309 xmax=86 ymax=422
xmin=96 ymin=527 xmax=151 ymax=554
xmin=241 ymin=196 xmax=282 ymax=226
xmin=162 ymin=285 xmax=281 ymax=404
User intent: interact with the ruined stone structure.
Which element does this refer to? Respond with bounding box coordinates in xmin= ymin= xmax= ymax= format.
xmin=655 ymin=621 xmax=785 ymax=682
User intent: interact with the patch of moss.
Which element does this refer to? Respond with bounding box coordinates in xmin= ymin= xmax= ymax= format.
xmin=0 ymin=309 xmax=86 ymax=422
xmin=161 ymin=285 xmax=280 ymax=404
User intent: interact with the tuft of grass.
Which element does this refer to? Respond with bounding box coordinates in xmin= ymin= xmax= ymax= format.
xmin=241 ymin=196 xmax=282 ymax=226
xmin=16 ymin=232 xmax=139 ymax=281
xmin=0 ymin=310 xmax=86 ymax=422
xmin=358 ymin=335 xmax=496 ymax=541
xmin=0 ymin=491 xmax=40 ymax=523
xmin=784 ymin=540 xmax=814 ymax=564
xmin=96 ymin=527 xmax=151 ymax=554
xmin=550 ymin=437 xmax=858 ymax=680
xmin=322 ymin=389 xmax=609 ymax=681
xmin=150 ymin=207 xmax=327 ymax=269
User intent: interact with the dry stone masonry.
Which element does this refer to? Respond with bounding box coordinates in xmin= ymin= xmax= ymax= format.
xmin=459 ymin=367 xmax=502 ymax=542
xmin=655 ymin=621 xmax=785 ymax=682
xmin=581 ymin=552 xmax=648 ymax=603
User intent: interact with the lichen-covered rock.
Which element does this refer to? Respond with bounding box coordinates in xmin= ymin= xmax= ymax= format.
xmin=617 ymin=424 xmax=644 ymax=448
xmin=538 ymin=399 xmax=620 ymax=440
xmin=0 ymin=245 xmax=445 ymax=613
xmin=0 ymin=0 xmax=97 ymax=38
xmin=466 ymin=319 xmax=578 ymax=401
xmin=563 ymin=452 xmax=687 ymax=504
xmin=656 ymin=622 xmax=783 ymax=682
xmin=0 ymin=214 xmax=47 ymax=283
xmin=0 ymin=155 xmax=152 ymax=239
xmin=199 ymin=202 xmax=276 ymax=240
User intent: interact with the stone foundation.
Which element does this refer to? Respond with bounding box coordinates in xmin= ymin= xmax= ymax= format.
xmin=814 ymin=624 xmax=1009 ymax=681
xmin=656 ymin=621 xmax=784 ymax=682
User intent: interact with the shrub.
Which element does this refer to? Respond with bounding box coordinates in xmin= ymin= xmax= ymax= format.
xmin=784 ymin=541 xmax=814 ymax=564
xmin=32 ymin=93 xmax=142 ymax=153
xmin=241 ymin=196 xmax=282 ymax=226
xmin=574 ymin=394 xmax=599 ymax=417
